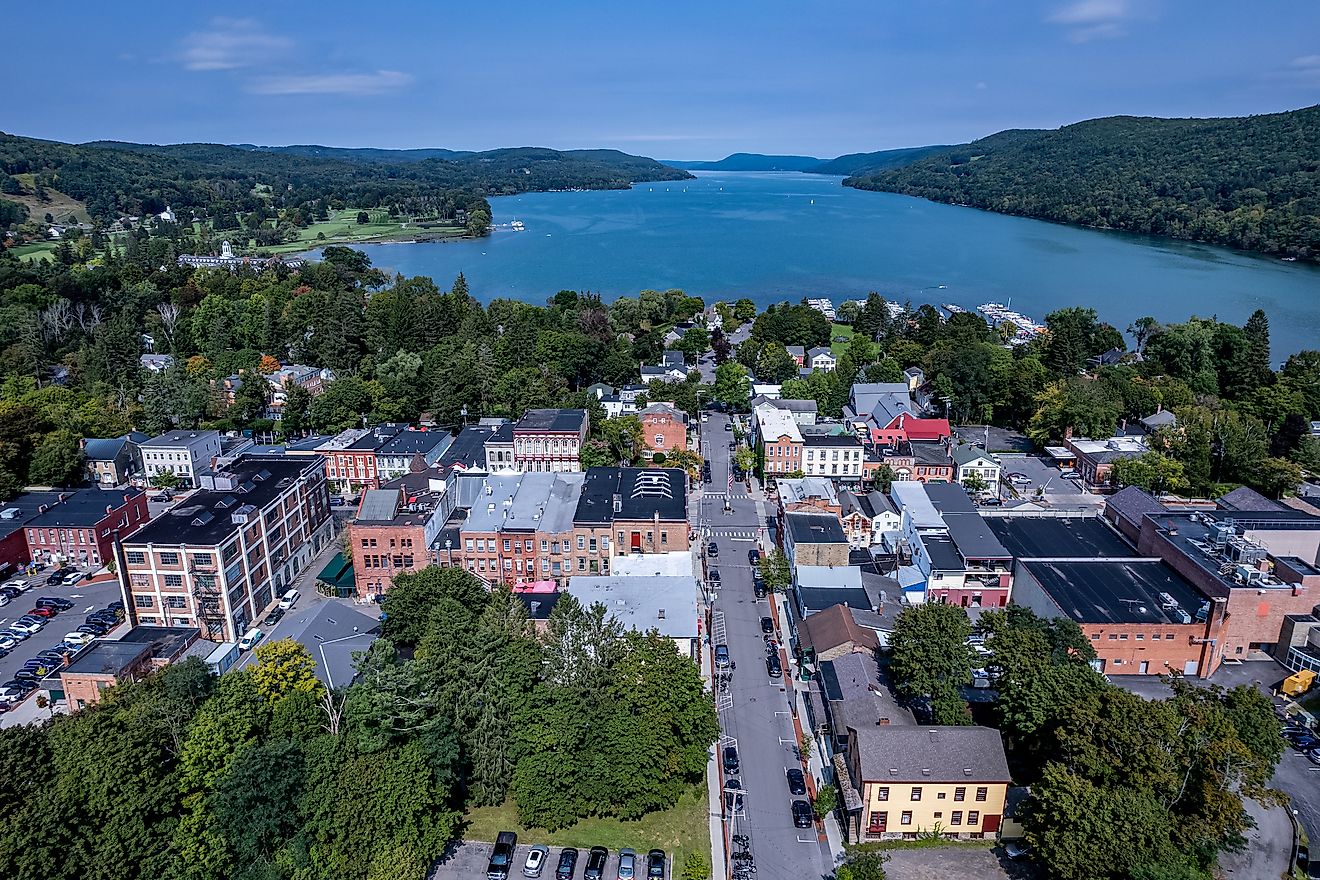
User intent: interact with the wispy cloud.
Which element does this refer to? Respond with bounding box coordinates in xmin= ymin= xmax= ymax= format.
xmin=248 ymin=70 xmax=414 ymax=96
xmin=180 ymin=18 xmax=292 ymax=71
xmin=1283 ymin=54 xmax=1320 ymax=85
xmin=1047 ymin=0 xmax=1132 ymax=42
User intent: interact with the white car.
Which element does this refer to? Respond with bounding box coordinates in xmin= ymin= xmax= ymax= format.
xmin=0 ymin=594 xmax=9 ymax=607
xmin=1007 ymin=473 xmax=1031 ymax=485
xmin=0 ymin=687 xmax=27 ymax=705
xmin=0 ymin=635 xmax=17 ymax=650
xmin=1059 ymin=469 xmax=1080 ymax=480
xmin=61 ymin=570 xmax=85 ymax=586
xmin=9 ymin=620 xmax=43 ymax=634
xmin=277 ymin=588 xmax=300 ymax=611
xmin=238 ymin=628 xmax=264 ymax=651
xmin=522 ymin=845 xmax=549 ymax=878
xmin=63 ymin=632 xmax=95 ymax=647
xmin=5 ymin=579 xmax=28 ymax=590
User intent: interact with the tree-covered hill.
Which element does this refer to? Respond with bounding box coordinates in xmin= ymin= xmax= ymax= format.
xmin=844 ymin=105 xmax=1320 ymax=259
xmin=0 ymin=133 xmax=691 ymax=222
xmin=812 ymin=144 xmax=955 ymax=176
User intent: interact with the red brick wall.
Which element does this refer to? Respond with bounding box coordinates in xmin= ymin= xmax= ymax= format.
xmin=350 ymin=522 xmax=427 ymax=598
xmin=642 ymin=412 xmax=686 ymax=453
xmin=1082 ymin=621 xmax=1210 ymax=676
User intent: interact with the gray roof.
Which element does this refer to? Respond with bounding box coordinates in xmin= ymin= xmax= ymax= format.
xmin=82 ymin=432 xmax=150 ymax=462
xmin=1106 ymin=486 xmax=1169 ymax=526
xmin=142 ymin=429 xmax=220 ymax=448
xmin=378 ymin=429 xmax=451 ymax=457
xmin=1218 ymin=486 xmax=1286 ymax=513
xmin=807 ymin=346 xmax=833 ymax=359
xmin=950 ymin=445 xmax=996 ymax=466
xmin=778 ymin=477 xmax=838 ymax=507
xmin=62 ymin=639 xmax=153 ymax=676
xmin=924 ymin=484 xmax=1010 ymax=560
xmin=566 ymin=575 xmax=700 ymax=638
xmin=821 ymin=652 xmax=914 ymax=729
xmin=910 ymin=441 xmax=951 ymax=467
xmin=848 ymin=725 xmax=1011 ymax=784
xmin=987 ymin=516 xmax=1137 ymax=560
xmin=501 ymin=472 xmax=586 ymax=534
xmin=1022 ymin=559 xmax=1207 ymax=625
xmin=459 ymin=473 xmax=527 ymax=533
xmin=786 ymin=345 xmax=806 ymax=357
xmin=27 ymin=488 xmax=142 ymax=527
xmin=515 ymin=409 xmax=588 ymax=434
xmin=848 ymin=382 xmax=915 ymax=426
xmin=786 ymin=512 xmax=848 ymax=544
xmin=274 ymin=602 xmax=381 ymax=689
xmin=357 ymin=489 xmax=402 ymax=522
xmin=1139 ymin=409 xmax=1178 ymax=430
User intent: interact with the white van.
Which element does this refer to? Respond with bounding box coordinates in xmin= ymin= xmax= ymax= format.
xmin=238 ymin=628 xmax=264 ymax=651
xmin=277 ymin=588 xmax=300 ymax=611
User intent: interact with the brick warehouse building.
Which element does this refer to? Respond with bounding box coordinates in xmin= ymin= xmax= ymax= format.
xmin=118 ymin=457 xmax=333 ymax=641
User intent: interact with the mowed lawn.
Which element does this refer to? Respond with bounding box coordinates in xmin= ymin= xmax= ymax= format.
xmin=11 ymin=242 xmax=58 ymax=263
xmin=259 ymin=209 xmax=465 ymax=254
xmin=463 ymin=784 xmax=710 ymax=872
xmin=830 ymin=322 xmax=855 ymax=356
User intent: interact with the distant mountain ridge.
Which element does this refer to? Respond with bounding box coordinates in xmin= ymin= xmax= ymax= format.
xmin=667 ymin=153 xmax=825 ymax=172
xmin=844 ymin=105 xmax=1320 ymax=260
xmin=660 ymin=146 xmax=960 ymax=175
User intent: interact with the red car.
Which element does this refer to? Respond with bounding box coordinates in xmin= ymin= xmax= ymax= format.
xmin=28 ymin=606 xmax=57 ymax=618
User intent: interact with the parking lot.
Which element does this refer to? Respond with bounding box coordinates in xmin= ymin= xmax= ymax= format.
xmin=882 ymin=844 xmax=1032 ymax=880
xmin=996 ymin=454 xmax=1081 ymax=497
xmin=430 ymin=841 xmax=667 ymax=880
xmin=0 ymin=571 xmax=125 ymax=721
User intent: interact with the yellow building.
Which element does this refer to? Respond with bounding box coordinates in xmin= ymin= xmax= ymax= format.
xmin=838 ymin=725 xmax=1011 ymax=841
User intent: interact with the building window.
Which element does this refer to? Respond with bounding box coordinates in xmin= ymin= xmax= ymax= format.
xmin=503 ymin=540 xmax=511 ymax=552
xmin=967 ymin=811 xmax=979 ymax=825
xmin=159 ymin=552 xmax=179 ymax=565
xmin=876 ymin=787 xmax=888 ymax=801
xmin=126 ymin=550 xmax=145 ymax=565
xmin=164 ymin=574 xmax=184 ymax=588
xmin=975 ymin=787 xmax=987 ymax=802
xmin=1108 ymin=634 xmax=1118 ymax=640
xmin=167 ymin=596 xmax=186 ymax=609
xmin=900 ymin=811 xmax=912 ymax=826
xmin=950 ymin=811 xmax=962 ymax=826
xmin=954 ymin=787 xmax=965 ymax=802
xmin=1091 ymin=634 xmax=1100 ymax=641
xmin=134 ymin=595 xmax=154 ymax=608
xmin=1152 ymin=633 xmax=1161 ymax=640
xmin=910 ymin=787 xmax=921 ymax=801
xmin=577 ymin=536 xmax=585 ymax=550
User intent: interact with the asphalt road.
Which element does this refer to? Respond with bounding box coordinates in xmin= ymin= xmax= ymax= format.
xmin=0 ymin=572 xmax=126 ymax=723
xmin=698 ymin=414 xmax=829 ymax=880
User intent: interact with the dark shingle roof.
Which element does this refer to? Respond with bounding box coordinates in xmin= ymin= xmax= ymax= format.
xmin=1106 ymin=486 xmax=1169 ymax=526
xmin=573 ymin=467 xmax=687 ymax=525
xmin=786 ymin=512 xmax=847 ymax=544
xmin=1218 ymin=486 xmax=1286 ymax=512
xmin=849 ymin=725 xmax=1011 ymax=784
xmin=28 ymin=488 xmax=141 ymax=527
xmin=515 ymin=409 xmax=587 ymax=434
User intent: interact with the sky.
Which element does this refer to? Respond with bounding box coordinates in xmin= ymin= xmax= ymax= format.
xmin=9 ymin=1 xmax=1320 ymax=159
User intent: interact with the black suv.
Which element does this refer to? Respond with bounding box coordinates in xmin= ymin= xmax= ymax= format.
xmin=723 ymin=745 xmax=739 ymax=775
xmin=487 ymin=831 xmax=517 ymax=880
xmin=584 ymin=846 xmax=608 ymax=880
xmin=646 ymin=850 xmax=665 ymax=880
xmin=792 ymin=799 xmax=814 ymax=828
xmin=767 ymin=654 xmax=782 ymax=677
xmin=555 ymin=848 xmax=579 ymax=880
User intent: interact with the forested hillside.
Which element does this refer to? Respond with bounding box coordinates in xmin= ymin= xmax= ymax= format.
xmin=0 ymin=133 xmax=690 ymax=223
xmin=845 ymin=105 xmax=1320 ymax=259
xmin=812 ymin=144 xmax=954 ymax=176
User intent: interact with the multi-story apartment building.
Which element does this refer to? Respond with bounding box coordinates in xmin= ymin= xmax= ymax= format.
xmin=484 ymin=422 xmax=516 ymax=471
xmin=839 ymin=725 xmax=1011 ymax=841
xmin=315 ymin=424 xmax=407 ymax=492
xmin=375 ymin=429 xmax=454 ymax=483
xmin=802 ymin=433 xmax=863 ymax=480
xmin=349 ymin=471 xmax=452 ymax=599
xmin=139 ymin=430 xmax=222 ymax=488
xmin=117 ymin=456 xmax=334 ymax=641
xmin=754 ymin=403 xmax=803 ymax=479
xmin=513 ymin=409 xmax=589 ymax=472
xmin=639 ymin=403 xmax=687 ymax=454
xmin=25 ymin=488 xmax=150 ymax=569
xmin=447 ymin=471 xmax=585 ymax=584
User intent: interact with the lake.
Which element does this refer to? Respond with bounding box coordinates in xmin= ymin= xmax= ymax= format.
xmin=336 ymin=172 xmax=1320 ymax=358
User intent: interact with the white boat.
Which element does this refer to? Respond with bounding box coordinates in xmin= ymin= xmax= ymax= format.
xmin=510 ymin=220 xmax=525 ymax=231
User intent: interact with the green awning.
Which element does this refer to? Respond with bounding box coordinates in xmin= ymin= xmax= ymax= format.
xmin=316 ymin=552 xmax=355 ymax=592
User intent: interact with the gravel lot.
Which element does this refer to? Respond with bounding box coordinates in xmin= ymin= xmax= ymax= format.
xmin=882 ymin=845 xmax=1034 ymax=880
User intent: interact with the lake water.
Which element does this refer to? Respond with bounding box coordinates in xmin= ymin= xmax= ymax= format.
xmin=339 ymin=172 xmax=1320 ymax=358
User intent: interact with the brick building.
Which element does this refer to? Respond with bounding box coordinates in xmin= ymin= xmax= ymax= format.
xmin=58 ymin=626 xmax=202 ymax=710
xmin=24 ymin=488 xmax=149 ymax=570
xmin=349 ymin=472 xmax=451 ymax=599
xmin=638 ymin=403 xmax=687 ymax=455
xmin=754 ymin=403 xmax=803 ymax=478
xmin=513 ymin=409 xmax=589 ymax=473
xmin=117 ymin=456 xmax=334 ymax=641
xmin=315 ymin=424 xmax=407 ymax=492
xmin=572 ymin=467 xmax=690 ymax=569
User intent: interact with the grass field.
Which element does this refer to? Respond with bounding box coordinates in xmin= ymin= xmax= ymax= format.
xmin=462 ymin=784 xmax=710 ymax=872
xmin=9 ymin=176 xmax=90 ymax=225
xmin=830 ymin=322 xmax=855 ymax=356
xmin=11 ymin=242 xmax=59 ymax=263
xmin=259 ymin=209 xmax=467 ymax=254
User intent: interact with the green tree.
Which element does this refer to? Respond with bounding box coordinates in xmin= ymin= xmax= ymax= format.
xmin=835 ymin=850 xmax=888 ymax=880
xmin=756 ymin=549 xmax=791 ymax=593
xmin=812 ymin=783 xmax=837 ymax=819
xmin=1108 ymin=451 xmax=1188 ymax=494
xmin=356 ymin=211 xmax=370 ymax=224
xmin=379 ymin=566 xmax=487 ymax=648
xmin=28 ymin=429 xmax=84 ymax=486
xmin=889 ymin=604 xmax=973 ymax=703
xmin=249 ymin=639 xmax=323 ymax=703
xmin=713 ymin=362 xmax=750 ymax=411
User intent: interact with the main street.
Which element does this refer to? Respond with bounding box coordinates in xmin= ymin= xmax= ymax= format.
xmin=697 ymin=413 xmax=831 ymax=880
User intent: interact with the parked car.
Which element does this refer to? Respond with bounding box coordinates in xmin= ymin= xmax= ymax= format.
xmin=238 ymin=628 xmax=264 ymax=651
xmin=646 ymin=850 xmax=665 ymax=880
xmin=329 ymin=496 xmax=346 ymax=507
xmin=1007 ymin=473 xmax=1030 ymax=485
xmin=724 ymin=779 xmax=744 ymax=813
xmin=9 ymin=620 xmax=43 ymax=635
xmin=0 ymin=635 xmax=17 ymax=650
xmin=786 ymin=768 xmax=807 ymax=796
xmin=979 ymin=497 xmax=1004 ymax=507
xmin=76 ymin=622 xmax=109 ymax=637
xmin=1 ymin=629 xmax=30 ymax=642
xmin=487 ymin=831 xmax=518 ymax=880
xmin=791 ymin=799 xmax=814 ymax=828
xmin=12 ymin=668 xmax=43 ymax=682
xmin=767 ymin=654 xmax=782 ymax=677
xmin=709 ymin=569 xmax=720 ymax=584
xmin=617 ymin=849 xmax=636 ymax=880
xmin=707 ymin=541 xmax=718 ymax=557
xmin=522 ymin=845 xmax=549 ymax=878
xmin=278 ymin=588 xmax=300 ymax=610
xmin=555 ymin=848 xmax=579 ymax=880
xmin=0 ymin=686 xmax=28 ymax=705
xmin=754 ymin=579 xmax=767 ymax=599
xmin=20 ymin=661 xmax=53 ymax=677
xmin=584 ymin=847 xmax=608 ymax=880
xmin=748 ymin=548 xmax=760 ymax=565
xmin=46 ymin=570 xmax=69 ymax=585
xmin=27 ymin=606 xmax=57 ymax=618
xmin=714 ymin=644 xmax=731 ymax=669
xmin=724 ymin=423 xmax=732 ymax=431
xmin=61 ymin=570 xmax=85 ymax=586
xmin=36 ymin=597 xmax=73 ymax=611
xmin=1059 ymin=469 xmax=1080 ymax=480
xmin=263 ymin=608 xmax=285 ymax=626
xmin=34 ymin=650 xmax=65 ymax=665
xmin=63 ymin=632 xmax=95 ymax=648
xmin=760 ymin=616 xmax=774 ymax=634
xmin=150 ymin=492 xmax=173 ymax=503
xmin=723 ymin=745 xmax=740 ymax=775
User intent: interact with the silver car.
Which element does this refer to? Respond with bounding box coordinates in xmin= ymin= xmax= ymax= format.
xmin=522 ymin=845 xmax=549 ymax=878
xmin=617 ymin=849 xmax=636 ymax=880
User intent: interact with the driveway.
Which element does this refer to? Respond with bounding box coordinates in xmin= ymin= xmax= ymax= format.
xmin=997 ymin=454 xmax=1081 ymax=497
xmin=953 ymin=426 xmax=1033 ymax=454
xmin=1216 ymin=796 xmax=1291 ymax=880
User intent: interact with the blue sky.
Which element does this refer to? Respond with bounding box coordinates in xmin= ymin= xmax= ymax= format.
xmin=11 ymin=1 xmax=1320 ymax=159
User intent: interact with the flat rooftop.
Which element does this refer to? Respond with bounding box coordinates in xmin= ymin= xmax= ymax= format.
xmin=987 ymin=516 xmax=1139 ymax=560
xmin=1023 ymin=559 xmax=1208 ymax=625
xmin=515 ymin=408 xmax=587 ymax=433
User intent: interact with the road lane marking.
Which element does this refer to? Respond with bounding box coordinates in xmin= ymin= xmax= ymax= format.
xmin=83 ymin=605 xmax=95 ymax=613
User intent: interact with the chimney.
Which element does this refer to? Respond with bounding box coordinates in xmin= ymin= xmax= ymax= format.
xmin=1063 ymin=426 xmax=1074 ymax=440
xmin=1156 ymin=403 xmax=1163 ymax=414
xmin=612 ymin=494 xmax=622 ymax=513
